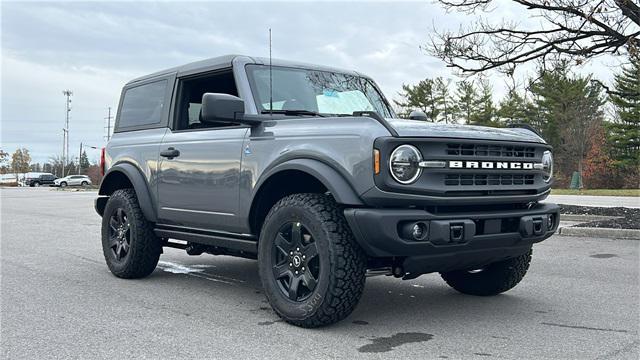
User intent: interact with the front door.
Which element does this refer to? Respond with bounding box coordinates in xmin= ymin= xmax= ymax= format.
xmin=157 ymin=127 xmax=248 ymax=232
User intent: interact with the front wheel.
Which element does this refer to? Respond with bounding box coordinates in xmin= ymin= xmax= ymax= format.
xmin=81 ymin=181 xmax=88 ymax=186
xmin=440 ymin=249 xmax=532 ymax=296
xmin=258 ymin=193 xmax=367 ymax=328
xmin=101 ymin=189 xmax=161 ymax=279
xmin=59 ymin=182 xmax=67 ymax=187
xmin=34 ymin=182 xmax=40 ymax=187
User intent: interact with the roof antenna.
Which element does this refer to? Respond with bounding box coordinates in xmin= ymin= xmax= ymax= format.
xmin=269 ymin=28 xmax=273 ymax=116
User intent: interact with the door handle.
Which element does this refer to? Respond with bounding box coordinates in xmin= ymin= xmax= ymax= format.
xmin=160 ymin=147 xmax=180 ymax=159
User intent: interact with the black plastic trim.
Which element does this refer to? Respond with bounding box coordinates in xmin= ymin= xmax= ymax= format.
xmin=98 ymin=163 xmax=157 ymax=222
xmin=343 ymin=203 xmax=559 ymax=258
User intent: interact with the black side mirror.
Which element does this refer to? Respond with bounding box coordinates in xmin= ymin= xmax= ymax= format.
xmin=201 ymin=93 xmax=245 ymax=124
xmin=408 ymin=110 xmax=428 ymax=121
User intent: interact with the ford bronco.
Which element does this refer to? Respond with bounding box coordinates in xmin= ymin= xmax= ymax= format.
xmin=95 ymin=55 xmax=558 ymax=327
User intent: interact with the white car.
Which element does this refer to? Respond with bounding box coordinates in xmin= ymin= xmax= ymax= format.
xmin=54 ymin=175 xmax=92 ymax=187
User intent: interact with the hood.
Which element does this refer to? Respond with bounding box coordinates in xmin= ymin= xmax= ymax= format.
xmin=386 ymin=119 xmax=546 ymax=144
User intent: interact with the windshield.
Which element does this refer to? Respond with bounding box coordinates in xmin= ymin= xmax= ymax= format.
xmin=246 ymin=65 xmax=394 ymax=117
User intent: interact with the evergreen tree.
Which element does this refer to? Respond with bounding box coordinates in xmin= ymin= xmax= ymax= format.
xmin=454 ymin=80 xmax=479 ymax=125
xmin=395 ymin=79 xmax=441 ymax=121
xmin=529 ymin=63 xmax=605 ymax=183
xmin=607 ymin=56 xmax=640 ymax=171
xmin=434 ymin=77 xmax=454 ymax=124
xmin=498 ymin=89 xmax=530 ymax=124
xmin=470 ymin=78 xmax=498 ymax=126
xmin=79 ymin=150 xmax=90 ymax=174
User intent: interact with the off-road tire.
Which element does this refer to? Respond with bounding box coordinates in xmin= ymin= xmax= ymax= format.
xmin=440 ymin=249 xmax=532 ymax=296
xmin=258 ymin=193 xmax=367 ymax=328
xmin=101 ymin=188 xmax=161 ymax=279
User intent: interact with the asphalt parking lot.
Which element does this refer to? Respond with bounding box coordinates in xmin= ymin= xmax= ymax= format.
xmin=1 ymin=187 xmax=638 ymax=359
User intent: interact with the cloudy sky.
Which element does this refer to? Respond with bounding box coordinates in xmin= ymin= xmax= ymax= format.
xmin=1 ymin=0 xmax=616 ymax=163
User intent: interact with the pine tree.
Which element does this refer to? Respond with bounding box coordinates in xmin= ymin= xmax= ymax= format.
xmin=454 ymin=80 xmax=479 ymax=124
xmin=79 ymin=150 xmax=90 ymax=174
xmin=528 ymin=62 xmax=605 ymax=184
xmin=607 ymin=56 xmax=640 ymax=170
xmin=498 ymin=89 xmax=530 ymax=124
xmin=395 ymin=79 xmax=441 ymax=121
xmin=470 ymin=78 xmax=497 ymax=126
xmin=434 ymin=77 xmax=454 ymax=123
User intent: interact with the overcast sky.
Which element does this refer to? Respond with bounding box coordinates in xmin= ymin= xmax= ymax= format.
xmin=1 ymin=0 xmax=617 ymax=164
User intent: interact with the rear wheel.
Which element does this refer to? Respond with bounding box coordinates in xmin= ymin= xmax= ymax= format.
xmin=440 ymin=249 xmax=532 ymax=296
xmin=258 ymin=193 xmax=367 ymax=327
xmin=101 ymin=188 xmax=161 ymax=279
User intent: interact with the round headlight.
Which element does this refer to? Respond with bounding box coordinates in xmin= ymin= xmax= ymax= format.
xmin=542 ymin=150 xmax=553 ymax=182
xmin=389 ymin=145 xmax=422 ymax=184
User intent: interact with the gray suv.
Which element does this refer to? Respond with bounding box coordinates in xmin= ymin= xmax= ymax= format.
xmin=95 ymin=55 xmax=558 ymax=327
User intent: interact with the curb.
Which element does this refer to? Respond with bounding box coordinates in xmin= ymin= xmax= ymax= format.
xmin=558 ymin=226 xmax=640 ymax=240
xmin=560 ymin=214 xmax=621 ymax=222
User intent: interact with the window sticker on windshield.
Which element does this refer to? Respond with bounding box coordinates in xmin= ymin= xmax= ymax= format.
xmin=323 ymin=89 xmax=339 ymax=98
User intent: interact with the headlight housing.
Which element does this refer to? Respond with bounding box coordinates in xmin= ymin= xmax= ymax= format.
xmin=389 ymin=144 xmax=422 ymax=184
xmin=542 ymin=150 xmax=553 ymax=182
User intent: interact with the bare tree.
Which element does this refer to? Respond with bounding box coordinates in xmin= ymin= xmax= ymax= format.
xmin=428 ymin=0 xmax=640 ymax=95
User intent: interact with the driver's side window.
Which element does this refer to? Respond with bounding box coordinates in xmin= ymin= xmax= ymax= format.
xmin=175 ymin=69 xmax=238 ymax=131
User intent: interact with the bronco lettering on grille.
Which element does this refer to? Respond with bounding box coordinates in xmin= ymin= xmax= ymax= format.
xmin=449 ymin=161 xmax=536 ymax=170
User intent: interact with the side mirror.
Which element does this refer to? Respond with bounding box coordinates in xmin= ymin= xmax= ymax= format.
xmin=201 ymin=93 xmax=245 ymax=124
xmin=408 ymin=110 xmax=428 ymax=121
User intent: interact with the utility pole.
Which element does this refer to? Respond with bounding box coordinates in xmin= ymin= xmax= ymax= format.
xmin=62 ymin=90 xmax=73 ymax=176
xmin=105 ymin=107 xmax=113 ymax=141
xmin=78 ymin=142 xmax=83 ymax=175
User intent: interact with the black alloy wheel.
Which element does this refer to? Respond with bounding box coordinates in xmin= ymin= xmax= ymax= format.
xmin=108 ymin=208 xmax=131 ymax=262
xmin=272 ymin=221 xmax=320 ymax=302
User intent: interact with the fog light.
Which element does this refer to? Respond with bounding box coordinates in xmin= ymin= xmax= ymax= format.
xmin=548 ymin=214 xmax=555 ymax=230
xmin=401 ymin=221 xmax=429 ymax=241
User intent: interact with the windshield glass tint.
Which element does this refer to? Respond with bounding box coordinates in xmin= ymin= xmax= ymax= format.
xmin=246 ymin=65 xmax=393 ymax=117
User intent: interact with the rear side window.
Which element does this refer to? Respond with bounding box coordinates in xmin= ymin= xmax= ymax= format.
xmin=118 ymin=80 xmax=168 ymax=128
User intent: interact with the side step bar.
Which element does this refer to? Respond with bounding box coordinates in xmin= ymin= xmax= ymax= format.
xmin=154 ymin=227 xmax=258 ymax=254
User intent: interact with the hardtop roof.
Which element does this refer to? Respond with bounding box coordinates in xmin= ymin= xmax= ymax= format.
xmin=126 ymin=54 xmax=366 ymax=85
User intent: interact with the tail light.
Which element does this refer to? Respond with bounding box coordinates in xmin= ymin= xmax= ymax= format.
xmin=100 ymin=147 xmax=106 ymax=176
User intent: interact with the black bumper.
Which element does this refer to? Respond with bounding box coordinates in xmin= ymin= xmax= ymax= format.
xmin=344 ymin=203 xmax=559 ymax=276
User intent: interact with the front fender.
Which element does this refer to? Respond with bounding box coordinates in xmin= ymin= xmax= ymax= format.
xmin=97 ymin=163 xmax=157 ymax=222
xmin=253 ymin=158 xmax=364 ymax=206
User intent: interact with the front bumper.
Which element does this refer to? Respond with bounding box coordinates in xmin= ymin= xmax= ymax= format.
xmin=344 ymin=203 xmax=559 ymax=276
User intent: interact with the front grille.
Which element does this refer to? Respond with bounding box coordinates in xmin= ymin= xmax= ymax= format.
xmin=446 ymin=143 xmax=535 ymax=158
xmin=445 ymin=173 xmax=535 ymax=186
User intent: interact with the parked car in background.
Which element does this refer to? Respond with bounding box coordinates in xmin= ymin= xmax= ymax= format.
xmin=26 ymin=174 xmax=57 ymax=187
xmin=54 ymin=175 xmax=92 ymax=187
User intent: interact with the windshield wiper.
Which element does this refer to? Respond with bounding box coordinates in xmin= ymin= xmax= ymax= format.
xmin=261 ymin=109 xmax=327 ymax=117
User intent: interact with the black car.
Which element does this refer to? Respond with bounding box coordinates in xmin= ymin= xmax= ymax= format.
xmin=27 ymin=174 xmax=57 ymax=187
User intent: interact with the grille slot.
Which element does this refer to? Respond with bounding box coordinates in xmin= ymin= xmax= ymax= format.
xmin=445 ymin=174 xmax=535 ymax=186
xmin=446 ymin=143 xmax=535 ymax=158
